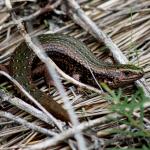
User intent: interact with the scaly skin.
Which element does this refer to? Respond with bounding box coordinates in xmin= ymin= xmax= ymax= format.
xmin=10 ymin=34 xmax=144 ymax=122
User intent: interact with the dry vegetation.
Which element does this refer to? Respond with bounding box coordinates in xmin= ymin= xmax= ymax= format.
xmin=0 ymin=0 xmax=150 ymax=149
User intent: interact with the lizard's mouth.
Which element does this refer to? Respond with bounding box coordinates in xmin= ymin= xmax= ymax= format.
xmin=103 ymin=71 xmax=144 ymax=88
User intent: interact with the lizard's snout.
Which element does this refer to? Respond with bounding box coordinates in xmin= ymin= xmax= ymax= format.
xmin=103 ymin=67 xmax=144 ymax=88
xmin=121 ymin=69 xmax=144 ymax=82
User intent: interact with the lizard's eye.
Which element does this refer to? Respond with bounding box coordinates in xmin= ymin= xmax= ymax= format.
xmin=124 ymin=71 xmax=130 ymax=77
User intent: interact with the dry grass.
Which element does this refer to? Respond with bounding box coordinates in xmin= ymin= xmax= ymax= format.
xmin=0 ymin=0 xmax=150 ymax=149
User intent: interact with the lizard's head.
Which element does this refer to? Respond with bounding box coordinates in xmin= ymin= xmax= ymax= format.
xmin=103 ymin=64 xmax=144 ymax=88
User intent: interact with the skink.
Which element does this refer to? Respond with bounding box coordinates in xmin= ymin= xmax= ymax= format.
xmin=10 ymin=34 xmax=144 ymax=122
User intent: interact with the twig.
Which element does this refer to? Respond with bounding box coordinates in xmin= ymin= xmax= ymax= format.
xmin=66 ymin=0 xmax=150 ymax=97
xmin=45 ymin=58 xmax=102 ymax=94
xmin=0 ymin=89 xmax=55 ymax=126
xmin=0 ymin=111 xmax=57 ymax=137
xmin=0 ymin=71 xmax=63 ymax=130
xmin=24 ymin=113 xmax=121 ymax=150
xmin=0 ymin=12 xmax=10 ymax=25
xmin=9 ymin=8 xmax=88 ymax=150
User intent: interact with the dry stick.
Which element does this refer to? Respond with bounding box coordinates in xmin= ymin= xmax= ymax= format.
xmin=24 ymin=113 xmax=121 ymax=150
xmin=0 ymin=89 xmax=55 ymax=125
xmin=66 ymin=0 xmax=150 ymax=97
xmin=0 ymin=71 xmax=63 ymax=130
xmin=46 ymin=58 xmax=102 ymax=94
xmin=9 ymin=6 xmax=87 ymax=150
xmin=0 ymin=111 xmax=57 ymax=137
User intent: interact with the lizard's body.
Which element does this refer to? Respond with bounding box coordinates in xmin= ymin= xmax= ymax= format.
xmin=8 ymin=34 xmax=144 ymax=122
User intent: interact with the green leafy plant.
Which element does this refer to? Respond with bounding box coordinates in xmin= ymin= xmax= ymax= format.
xmin=101 ymin=83 xmax=150 ymax=149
